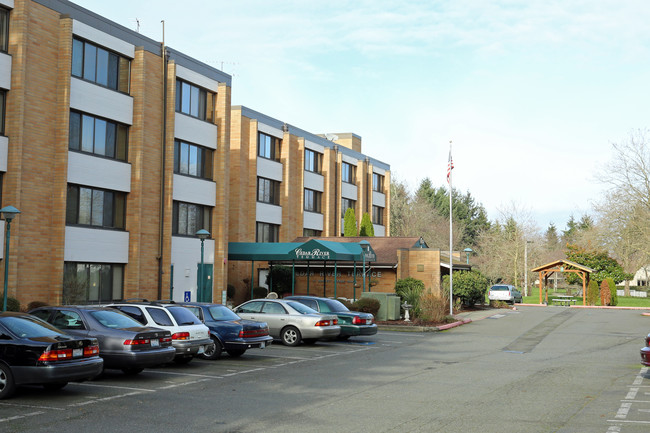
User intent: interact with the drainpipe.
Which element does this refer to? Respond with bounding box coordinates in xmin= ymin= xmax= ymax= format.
xmin=158 ymin=22 xmax=168 ymax=300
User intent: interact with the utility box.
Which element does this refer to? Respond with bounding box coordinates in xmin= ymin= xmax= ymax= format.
xmin=386 ymin=294 xmax=401 ymax=320
xmin=361 ymin=292 xmax=401 ymax=321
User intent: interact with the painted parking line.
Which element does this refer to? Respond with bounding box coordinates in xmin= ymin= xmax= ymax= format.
xmin=0 ymin=402 xmax=65 ymax=411
xmin=74 ymin=382 xmax=156 ymax=392
xmin=0 ymin=411 xmax=45 ymax=423
xmin=68 ymin=391 xmax=146 ymax=407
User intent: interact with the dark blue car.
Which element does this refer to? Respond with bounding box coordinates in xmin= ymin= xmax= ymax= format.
xmin=177 ymin=303 xmax=273 ymax=360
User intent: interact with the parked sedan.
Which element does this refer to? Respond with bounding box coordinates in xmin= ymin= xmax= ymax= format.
xmin=108 ymin=302 xmax=212 ymax=364
xmin=234 ymin=299 xmax=340 ymax=346
xmin=0 ymin=312 xmax=103 ymax=399
xmin=30 ymin=306 xmax=175 ymax=375
xmin=178 ymin=302 xmax=273 ymax=360
xmin=488 ymin=284 xmax=523 ymax=304
xmin=285 ymin=296 xmax=377 ymax=339
xmin=641 ymin=333 xmax=650 ymax=367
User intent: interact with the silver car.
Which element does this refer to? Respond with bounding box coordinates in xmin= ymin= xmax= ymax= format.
xmin=234 ymin=299 xmax=340 ymax=346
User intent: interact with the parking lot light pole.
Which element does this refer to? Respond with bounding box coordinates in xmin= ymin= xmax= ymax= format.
xmin=1 ymin=206 xmax=20 ymax=312
xmin=360 ymin=240 xmax=370 ymax=293
xmin=196 ymin=229 xmax=210 ymax=302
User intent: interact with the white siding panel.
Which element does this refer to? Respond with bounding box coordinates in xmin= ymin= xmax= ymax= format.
xmin=342 ymin=154 xmax=359 ymax=165
xmin=67 ymin=152 xmax=131 ymax=192
xmin=341 ymin=182 xmax=357 ymax=200
xmin=303 ymin=212 xmax=323 ymax=231
xmin=374 ymin=225 xmax=386 ymax=237
xmin=174 ymin=114 xmax=218 ymax=149
xmin=65 ymin=226 xmax=129 ymax=263
xmin=372 ymin=191 xmax=386 ymax=207
xmin=173 ymin=174 xmax=216 ymax=206
xmin=70 ymin=78 xmax=133 ymax=125
xmin=171 ymin=236 xmax=215 ymax=303
xmin=256 ymin=202 xmax=282 ymax=225
xmin=257 ymin=157 xmax=283 ymax=181
xmin=176 ymin=65 xmax=221 ymax=92
xmin=373 ymin=167 xmax=386 ymax=175
xmin=0 ymin=1 xmax=14 ymax=9
xmin=304 ymin=140 xmax=325 ymax=153
xmin=0 ymin=53 xmax=11 ymax=89
xmin=72 ymin=20 xmax=135 ymax=58
xmin=303 ymin=171 xmax=324 ymax=191
xmin=257 ymin=123 xmax=283 ymax=139
xmin=0 ymin=136 xmax=7 ymax=172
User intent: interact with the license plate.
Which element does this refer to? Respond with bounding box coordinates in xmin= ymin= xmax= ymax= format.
xmin=197 ymin=345 xmax=205 ymax=355
xmin=151 ymin=339 xmax=159 ymax=347
xmin=73 ymin=348 xmax=82 ymax=358
xmin=260 ymin=341 xmax=265 ymax=349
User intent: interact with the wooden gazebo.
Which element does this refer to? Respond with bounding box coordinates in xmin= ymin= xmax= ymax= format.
xmin=531 ymin=259 xmax=594 ymax=306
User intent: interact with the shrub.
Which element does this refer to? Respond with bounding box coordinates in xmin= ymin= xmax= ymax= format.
xmin=265 ymin=266 xmax=293 ymax=296
xmin=252 ymin=286 xmax=268 ymax=299
xmin=353 ymin=297 xmax=380 ymax=317
xmin=419 ymin=291 xmax=448 ymax=323
xmin=600 ymin=280 xmax=611 ymax=306
xmin=395 ymin=277 xmax=425 ymax=318
xmin=27 ymin=300 xmax=49 ymax=311
xmin=0 ymin=294 xmax=20 ymax=312
xmin=337 ymin=298 xmax=354 ymax=309
xmin=605 ymin=277 xmax=618 ymax=306
xmin=587 ymin=280 xmax=599 ymax=306
xmin=442 ymin=270 xmax=488 ymax=307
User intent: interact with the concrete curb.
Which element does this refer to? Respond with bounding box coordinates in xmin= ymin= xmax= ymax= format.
xmin=377 ymin=318 xmax=473 ymax=332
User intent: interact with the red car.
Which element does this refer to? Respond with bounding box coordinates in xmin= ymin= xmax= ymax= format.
xmin=641 ymin=333 xmax=650 ymax=366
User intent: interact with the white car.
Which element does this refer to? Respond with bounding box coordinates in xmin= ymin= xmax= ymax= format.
xmin=108 ymin=302 xmax=212 ymax=364
xmin=234 ymin=299 xmax=341 ymax=346
xmin=487 ymin=285 xmax=523 ymax=304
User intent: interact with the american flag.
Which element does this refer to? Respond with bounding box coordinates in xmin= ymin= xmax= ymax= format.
xmin=447 ymin=149 xmax=454 ymax=183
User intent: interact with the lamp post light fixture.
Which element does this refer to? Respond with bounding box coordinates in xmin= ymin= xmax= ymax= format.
xmin=463 ymin=247 xmax=473 ymax=265
xmin=196 ymin=229 xmax=210 ymax=303
xmin=1 ymin=206 xmax=20 ymax=312
xmin=360 ymin=240 xmax=371 ymax=293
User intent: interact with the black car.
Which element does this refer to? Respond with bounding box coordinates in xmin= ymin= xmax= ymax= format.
xmin=30 ymin=306 xmax=175 ymax=374
xmin=0 ymin=312 xmax=103 ymax=399
xmin=178 ymin=302 xmax=273 ymax=360
xmin=284 ymin=296 xmax=377 ymax=339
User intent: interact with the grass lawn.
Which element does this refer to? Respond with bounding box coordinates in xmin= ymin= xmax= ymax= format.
xmin=520 ymin=292 xmax=650 ymax=308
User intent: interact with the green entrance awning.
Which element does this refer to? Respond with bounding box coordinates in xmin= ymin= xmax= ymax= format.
xmin=228 ymin=239 xmax=376 ymax=263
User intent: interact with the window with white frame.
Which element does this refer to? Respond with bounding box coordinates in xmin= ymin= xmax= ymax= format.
xmin=69 ymin=111 xmax=128 ymax=161
xmin=0 ymin=7 xmax=8 ymax=53
xmin=373 ymin=172 xmax=384 ymax=192
xmin=66 ymin=184 xmax=126 ymax=229
xmin=304 ymin=149 xmax=322 ymax=173
xmin=342 ymin=162 xmax=356 ymax=184
xmin=175 ymin=79 xmax=213 ymax=121
xmin=71 ymin=37 xmax=130 ymax=93
xmin=63 ymin=262 xmax=124 ymax=303
xmin=257 ymin=177 xmax=280 ymax=205
xmin=304 ymin=189 xmax=322 ymax=213
xmin=172 ymin=201 xmax=211 ymax=236
xmin=258 ymin=132 xmax=281 ymax=161
xmin=341 ymin=198 xmax=356 ymax=218
xmin=303 ymin=228 xmax=322 ymax=237
xmin=256 ymin=222 xmax=279 ymax=243
xmin=372 ymin=205 xmax=384 ymax=225
xmin=174 ymin=139 xmax=213 ymax=180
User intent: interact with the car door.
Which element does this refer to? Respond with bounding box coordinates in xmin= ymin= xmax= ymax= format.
xmin=259 ymin=302 xmax=290 ymax=337
xmin=49 ymin=309 xmax=90 ymax=339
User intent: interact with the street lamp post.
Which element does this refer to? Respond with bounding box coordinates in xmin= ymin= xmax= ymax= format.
xmin=196 ymin=229 xmax=210 ymax=302
xmin=524 ymin=240 xmax=533 ymax=296
xmin=1 ymin=206 xmax=20 ymax=312
xmin=463 ymin=247 xmax=473 ymax=265
xmin=360 ymin=241 xmax=370 ymax=293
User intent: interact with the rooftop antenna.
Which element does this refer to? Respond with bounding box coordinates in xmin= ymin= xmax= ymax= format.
xmin=324 ymin=133 xmax=339 ymax=142
xmin=135 ymin=18 xmax=140 ymax=33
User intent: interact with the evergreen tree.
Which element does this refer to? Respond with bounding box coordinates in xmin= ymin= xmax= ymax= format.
xmin=344 ymin=208 xmax=358 ymax=237
xmin=359 ymin=212 xmax=374 ymax=236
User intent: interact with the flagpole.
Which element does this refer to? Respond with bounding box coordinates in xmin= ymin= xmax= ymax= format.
xmin=448 ymin=141 xmax=453 ymax=316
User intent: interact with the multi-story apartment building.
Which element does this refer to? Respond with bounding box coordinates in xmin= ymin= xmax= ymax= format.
xmin=0 ymin=0 xmax=390 ymax=308
xmin=228 ymin=106 xmax=390 ymax=300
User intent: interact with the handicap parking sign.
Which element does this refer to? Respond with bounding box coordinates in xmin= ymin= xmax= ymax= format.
xmin=184 ymin=291 xmax=191 ymax=302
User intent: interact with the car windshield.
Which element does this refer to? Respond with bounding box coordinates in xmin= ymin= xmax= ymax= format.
xmin=167 ymin=306 xmax=202 ymax=325
xmin=207 ymin=306 xmax=240 ymax=321
xmin=0 ymin=315 xmax=66 ymax=338
xmin=321 ymin=299 xmax=350 ymax=313
xmin=89 ymin=310 xmax=144 ymax=329
xmin=491 ymin=286 xmax=510 ymax=291
xmin=286 ymin=301 xmax=319 ymax=315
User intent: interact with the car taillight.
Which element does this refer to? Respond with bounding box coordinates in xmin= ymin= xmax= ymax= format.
xmin=315 ymin=319 xmax=336 ymax=326
xmin=161 ymin=336 xmax=172 ymax=343
xmin=171 ymin=332 xmax=190 ymax=340
xmin=124 ymin=339 xmax=150 ymax=345
xmin=352 ymin=316 xmax=362 ymax=325
xmin=84 ymin=345 xmax=100 ymax=357
xmin=239 ymin=328 xmax=269 ymax=338
xmin=38 ymin=348 xmax=74 ymax=361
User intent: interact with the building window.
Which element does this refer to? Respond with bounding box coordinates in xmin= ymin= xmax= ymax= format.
xmin=341 ymin=198 xmax=356 ymax=218
xmin=256 ymin=222 xmax=279 ymax=243
xmin=172 ymin=201 xmax=211 ymax=236
xmin=71 ymin=37 xmax=130 ymax=93
xmin=373 ymin=173 xmax=384 ymax=192
xmin=342 ymin=162 xmax=356 ymax=184
xmin=0 ymin=89 xmax=5 ymax=135
xmin=69 ymin=111 xmax=128 ymax=161
xmin=175 ymin=79 xmax=214 ymax=121
xmin=257 ymin=177 xmax=280 ymax=205
xmin=303 ymin=228 xmax=322 ymax=237
xmin=372 ymin=205 xmax=384 ymax=225
xmin=66 ymin=184 xmax=126 ymax=229
xmin=63 ymin=262 xmax=124 ymax=303
xmin=304 ymin=189 xmax=322 ymax=213
xmin=174 ymin=139 xmax=213 ymax=180
xmin=304 ymin=149 xmax=322 ymax=174
xmin=258 ymin=132 xmax=281 ymax=161
xmin=0 ymin=7 xmax=8 ymax=53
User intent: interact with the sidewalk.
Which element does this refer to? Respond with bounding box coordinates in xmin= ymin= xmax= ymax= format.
xmin=377 ymin=307 xmax=505 ymax=332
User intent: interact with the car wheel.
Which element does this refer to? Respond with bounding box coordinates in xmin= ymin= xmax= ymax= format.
xmin=43 ymin=382 xmax=68 ymax=391
xmin=200 ymin=336 xmax=223 ymax=360
xmin=226 ymin=348 xmax=246 ymax=358
xmin=281 ymin=326 xmax=301 ymax=346
xmin=173 ymin=356 xmax=193 ymax=365
xmin=121 ymin=367 xmax=144 ymax=375
xmin=0 ymin=363 xmax=16 ymax=399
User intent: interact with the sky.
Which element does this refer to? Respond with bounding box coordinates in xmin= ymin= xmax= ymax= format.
xmin=74 ymin=0 xmax=650 ymax=231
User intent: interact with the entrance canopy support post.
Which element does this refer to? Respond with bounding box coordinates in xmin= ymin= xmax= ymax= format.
xmin=307 ymin=261 xmax=310 ymax=294
xmin=353 ymin=261 xmax=357 ymax=301
xmin=334 ymin=262 xmax=337 ymax=299
xmin=291 ymin=260 xmax=295 ymax=295
xmin=250 ymin=261 xmax=255 ymax=300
